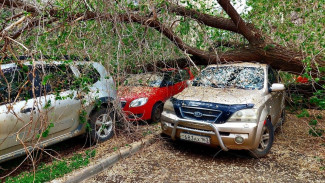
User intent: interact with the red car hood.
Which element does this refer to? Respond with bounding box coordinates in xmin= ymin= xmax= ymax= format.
xmin=118 ymin=86 xmax=157 ymax=101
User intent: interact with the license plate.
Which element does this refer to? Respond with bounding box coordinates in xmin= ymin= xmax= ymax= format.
xmin=180 ymin=133 xmax=210 ymax=144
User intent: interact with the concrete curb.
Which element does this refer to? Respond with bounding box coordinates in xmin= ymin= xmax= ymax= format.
xmin=51 ymin=134 xmax=158 ymax=183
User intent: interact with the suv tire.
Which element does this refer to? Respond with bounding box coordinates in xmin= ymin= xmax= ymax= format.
xmin=280 ymin=109 xmax=285 ymax=124
xmin=249 ymin=119 xmax=274 ymax=158
xmin=89 ymin=107 xmax=114 ymax=143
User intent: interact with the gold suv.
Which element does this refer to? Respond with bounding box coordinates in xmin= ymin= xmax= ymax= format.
xmin=161 ymin=62 xmax=285 ymax=158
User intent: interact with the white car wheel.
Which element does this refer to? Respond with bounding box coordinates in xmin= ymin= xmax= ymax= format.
xmin=90 ymin=107 xmax=114 ymax=143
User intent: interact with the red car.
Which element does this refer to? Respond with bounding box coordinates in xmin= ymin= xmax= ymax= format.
xmin=118 ymin=68 xmax=194 ymax=122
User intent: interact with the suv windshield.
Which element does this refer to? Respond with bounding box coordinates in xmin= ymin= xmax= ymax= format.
xmin=192 ymin=66 xmax=265 ymax=90
xmin=125 ymin=73 xmax=164 ymax=87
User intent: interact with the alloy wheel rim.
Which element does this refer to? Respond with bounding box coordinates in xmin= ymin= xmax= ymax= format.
xmin=257 ymin=126 xmax=270 ymax=151
xmin=95 ymin=114 xmax=113 ymax=138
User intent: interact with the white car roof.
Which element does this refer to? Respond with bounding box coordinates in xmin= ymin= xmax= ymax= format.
xmin=0 ymin=63 xmax=17 ymax=70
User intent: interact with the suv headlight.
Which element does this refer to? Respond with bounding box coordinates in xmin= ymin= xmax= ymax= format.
xmin=227 ymin=109 xmax=258 ymax=122
xmin=129 ymin=98 xmax=148 ymax=107
xmin=164 ymin=99 xmax=174 ymax=112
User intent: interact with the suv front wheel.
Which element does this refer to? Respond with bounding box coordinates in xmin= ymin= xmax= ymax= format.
xmin=89 ymin=107 xmax=114 ymax=143
xmin=249 ymin=119 xmax=274 ymax=158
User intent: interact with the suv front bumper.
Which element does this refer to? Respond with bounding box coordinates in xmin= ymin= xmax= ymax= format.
xmin=161 ymin=111 xmax=259 ymax=150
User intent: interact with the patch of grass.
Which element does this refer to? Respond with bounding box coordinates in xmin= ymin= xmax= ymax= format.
xmin=5 ymin=149 xmax=96 ymax=183
xmin=296 ymin=109 xmax=310 ymax=118
xmin=143 ymin=130 xmax=152 ymax=136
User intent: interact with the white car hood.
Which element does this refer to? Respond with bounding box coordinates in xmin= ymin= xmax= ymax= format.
xmin=173 ymin=86 xmax=265 ymax=105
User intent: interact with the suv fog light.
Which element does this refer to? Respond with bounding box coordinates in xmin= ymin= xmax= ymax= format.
xmin=235 ymin=136 xmax=244 ymax=144
xmin=162 ymin=123 xmax=168 ymax=131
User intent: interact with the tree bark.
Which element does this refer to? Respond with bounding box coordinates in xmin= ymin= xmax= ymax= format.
xmin=168 ymin=3 xmax=241 ymax=34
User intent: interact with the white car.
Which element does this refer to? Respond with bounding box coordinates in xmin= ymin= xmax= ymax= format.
xmin=0 ymin=61 xmax=117 ymax=163
xmin=161 ymin=62 xmax=286 ymax=158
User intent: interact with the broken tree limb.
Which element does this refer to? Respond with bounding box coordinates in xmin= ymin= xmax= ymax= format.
xmin=0 ymin=0 xmax=324 ymax=76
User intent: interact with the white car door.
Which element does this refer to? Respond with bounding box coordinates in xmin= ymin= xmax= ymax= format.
xmin=34 ymin=64 xmax=82 ymax=136
xmin=0 ymin=66 xmax=40 ymax=153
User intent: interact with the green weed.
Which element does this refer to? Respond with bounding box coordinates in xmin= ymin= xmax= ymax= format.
xmin=5 ymin=150 xmax=96 ymax=183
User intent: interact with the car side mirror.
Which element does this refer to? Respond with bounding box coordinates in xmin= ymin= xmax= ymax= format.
xmin=270 ymin=83 xmax=285 ymax=92
xmin=186 ymin=80 xmax=192 ymax=86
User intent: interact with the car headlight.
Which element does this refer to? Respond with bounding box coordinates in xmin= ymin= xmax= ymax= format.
xmin=129 ymin=98 xmax=148 ymax=107
xmin=227 ymin=109 xmax=258 ymax=122
xmin=164 ymin=99 xmax=174 ymax=112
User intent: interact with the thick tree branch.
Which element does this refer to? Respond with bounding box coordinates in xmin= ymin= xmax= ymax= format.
xmin=216 ymin=0 xmax=323 ymax=75
xmin=168 ymin=3 xmax=240 ymax=33
xmin=217 ymin=0 xmax=260 ymax=44
xmin=212 ymin=40 xmax=245 ymax=48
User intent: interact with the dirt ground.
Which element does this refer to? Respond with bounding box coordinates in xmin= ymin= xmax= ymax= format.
xmin=0 ymin=121 xmax=161 ymax=179
xmin=86 ymin=111 xmax=325 ymax=183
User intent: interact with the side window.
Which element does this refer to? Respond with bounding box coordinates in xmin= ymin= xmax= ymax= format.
xmin=77 ymin=64 xmax=100 ymax=85
xmin=274 ymin=69 xmax=280 ymax=83
xmin=37 ymin=64 xmax=76 ymax=96
xmin=171 ymin=70 xmax=190 ymax=84
xmin=268 ymin=67 xmax=276 ymax=86
xmin=0 ymin=67 xmax=30 ymax=105
xmin=161 ymin=72 xmax=173 ymax=87
xmin=172 ymin=71 xmax=182 ymax=83
xmin=179 ymin=70 xmax=190 ymax=81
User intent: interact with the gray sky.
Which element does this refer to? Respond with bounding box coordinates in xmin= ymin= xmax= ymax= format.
xmin=233 ymin=0 xmax=251 ymax=14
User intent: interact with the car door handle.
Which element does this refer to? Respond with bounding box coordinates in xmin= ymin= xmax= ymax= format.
xmin=21 ymin=107 xmax=35 ymax=113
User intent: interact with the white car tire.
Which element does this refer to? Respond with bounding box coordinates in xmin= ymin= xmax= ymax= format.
xmin=89 ymin=107 xmax=114 ymax=143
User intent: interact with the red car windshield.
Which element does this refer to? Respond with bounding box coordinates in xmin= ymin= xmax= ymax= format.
xmin=124 ymin=73 xmax=164 ymax=87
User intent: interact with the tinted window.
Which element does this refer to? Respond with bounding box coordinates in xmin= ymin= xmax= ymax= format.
xmin=0 ymin=67 xmax=30 ymax=105
xmin=174 ymin=69 xmax=190 ymax=83
xmin=37 ymin=64 xmax=76 ymax=96
xmin=268 ymin=67 xmax=278 ymax=85
xmin=160 ymin=72 xmax=174 ymax=87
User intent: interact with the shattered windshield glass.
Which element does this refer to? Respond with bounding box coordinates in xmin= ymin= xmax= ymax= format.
xmin=192 ymin=66 xmax=265 ymax=90
xmin=124 ymin=73 xmax=164 ymax=87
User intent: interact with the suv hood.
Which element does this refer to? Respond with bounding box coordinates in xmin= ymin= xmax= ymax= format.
xmin=173 ymin=86 xmax=264 ymax=105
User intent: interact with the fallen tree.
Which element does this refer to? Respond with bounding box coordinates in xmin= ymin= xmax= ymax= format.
xmin=0 ymin=0 xmax=324 ymax=77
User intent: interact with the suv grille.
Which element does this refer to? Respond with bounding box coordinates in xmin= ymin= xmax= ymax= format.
xmin=172 ymin=99 xmax=254 ymax=124
xmin=180 ymin=106 xmax=222 ymax=123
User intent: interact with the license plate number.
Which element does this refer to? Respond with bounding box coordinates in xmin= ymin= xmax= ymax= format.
xmin=180 ymin=133 xmax=210 ymax=144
